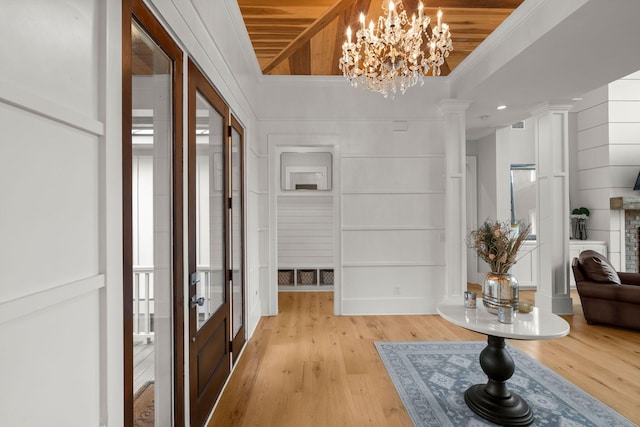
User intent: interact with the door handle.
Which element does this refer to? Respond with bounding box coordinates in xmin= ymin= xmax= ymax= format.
xmin=191 ymin=295 xmax=205 ymax=308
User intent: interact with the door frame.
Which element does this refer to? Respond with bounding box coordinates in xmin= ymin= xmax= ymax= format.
xmin=229 ymin=114 xmax=246 ymax=363
xmin=122 ymin=0 xmax=184 ymax=425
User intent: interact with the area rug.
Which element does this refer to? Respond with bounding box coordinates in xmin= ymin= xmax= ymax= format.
xmin=133 ymin=381 xmax=154 ymax=427
xmin=375 ymin=341 xmax=635 ymax=427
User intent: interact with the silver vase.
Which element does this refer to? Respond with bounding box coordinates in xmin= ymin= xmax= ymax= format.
xmin=482 ymin=272 xmax=519 ymax=314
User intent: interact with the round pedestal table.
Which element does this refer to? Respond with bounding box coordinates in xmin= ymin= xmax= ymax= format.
xmin=437 ymin=299 xmax=569 ymax=426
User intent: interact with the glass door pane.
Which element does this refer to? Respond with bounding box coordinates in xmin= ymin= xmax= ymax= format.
xmin=131 ymin=21 xmax=173 ymax=425
xmin=195 ymin=91 xmax=225 ymax=330
xmin=231 ymin=126 xmax=244 ymax=338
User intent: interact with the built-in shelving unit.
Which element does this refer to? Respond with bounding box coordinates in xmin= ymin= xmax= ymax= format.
xmin=278 ymin=267 xmax=334 ymax=289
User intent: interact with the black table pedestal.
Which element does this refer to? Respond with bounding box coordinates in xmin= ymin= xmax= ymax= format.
xmin=464 ymin=335 xmax=533 ymax=426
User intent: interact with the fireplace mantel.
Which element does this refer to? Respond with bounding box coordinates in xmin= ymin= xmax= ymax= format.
xmin=610 ymin=197 xmax=640 ymax=210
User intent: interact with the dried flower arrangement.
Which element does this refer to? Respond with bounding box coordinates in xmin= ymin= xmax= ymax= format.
xmin=468 ymin=220 xmax=532 ymax=274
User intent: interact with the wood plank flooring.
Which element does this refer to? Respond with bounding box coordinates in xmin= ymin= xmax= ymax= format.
xmin=208 ymin=290 xmax=640 ymax=426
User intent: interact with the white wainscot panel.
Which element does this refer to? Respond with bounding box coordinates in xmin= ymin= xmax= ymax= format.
xmin=577 ymin=145 xmax=608 ymax=170
xmin=258 ymin=156 xmax=269 ymax=193
xmin=609 ymin=78 xmax=640 ymax=100
xmin=0 ymin=0 xmax=99 ymax=119
xmin=609 ymin=122 xmax=640 ymax=143
xmin=609 ymin=165 xmax=640 ymax=187
xmin=577 ymin=167 xmax=611 ymax=191
xmin=342 ymin=230 xmax=444 ymax=265
xmin=342 ymin=266 xmax=445 ymax=314
xmin=576 ymin=124 xmax=609 ymax=151
xmin=579 ymin=188 xmax=614 ymax=210
xmin=576 ymin=102 xmax=608 ymax=132
xmin=0 ymin=291 xmax=100 ymax=427
xmin=247 ymin=193 xmax=260 ymax=232
xmin=609 ymin=145 xmax=640 ymax=165
xmin=0 ymin=105 xmax=99 ymax=300
xmin=609 ymin=100 xmax=640 ymax=122
xmin=342 ymin=193 xmax=445 ymax=228
xmin=342 ymin=157 xmax=444 ymax=192
xmin=259 ymin=266 xmax=271 ymax=315
xmin=342 ymin=266 xmax=442 ymax=298
xmin=258 ymin=193 xmax=269 ymax=229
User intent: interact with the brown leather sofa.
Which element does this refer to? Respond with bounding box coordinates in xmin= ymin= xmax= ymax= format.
xmin=571 ymin=250 xmax=640 ymax=330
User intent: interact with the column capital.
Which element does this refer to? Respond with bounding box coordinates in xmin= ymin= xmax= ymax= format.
xmin=530 ymin=102 xmax=573 ymax=117
xmin=438 ymin=99 xmax=473 ymax=113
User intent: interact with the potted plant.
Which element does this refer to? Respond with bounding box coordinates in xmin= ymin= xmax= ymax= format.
xmin=570 ymin=207 xmax=589 ymax=240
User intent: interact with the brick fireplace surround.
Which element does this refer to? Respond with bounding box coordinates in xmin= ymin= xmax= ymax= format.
xmin=610 ymin=197 xmax=640 ymax=273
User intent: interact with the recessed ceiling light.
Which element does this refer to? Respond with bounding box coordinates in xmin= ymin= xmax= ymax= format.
xmin=497 ymin=105 xmax=507 ymax=110
xmin=572 ymin=97 xmax=583 ymax=101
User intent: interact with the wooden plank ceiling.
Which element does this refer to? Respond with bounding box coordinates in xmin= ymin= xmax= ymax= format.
xmin=237 ymin=0 xmax=525 ymax=76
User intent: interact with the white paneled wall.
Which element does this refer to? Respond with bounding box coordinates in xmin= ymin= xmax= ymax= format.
xmin=0 ymin=1 xmax=106 ymax=426
xmin=263 ymin=117 xmax=447 ymax=314
xmin=573 ymin=71 xmax=640 ymax=270
xmin=278 ymin=194 xmax=333 ymax=268
xmin=341 ymin=150 xmax=446 ymax=313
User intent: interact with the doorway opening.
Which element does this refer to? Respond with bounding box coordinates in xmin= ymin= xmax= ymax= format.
xmin=269 ymin=143 xmax=341 ymax=315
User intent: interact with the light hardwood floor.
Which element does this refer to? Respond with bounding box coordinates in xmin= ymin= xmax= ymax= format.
xmin=209 ymin=290 xmax=640 ymax=426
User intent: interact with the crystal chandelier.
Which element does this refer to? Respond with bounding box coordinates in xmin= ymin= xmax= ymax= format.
xmin=339 ymin=1 xmax=453 ymax=98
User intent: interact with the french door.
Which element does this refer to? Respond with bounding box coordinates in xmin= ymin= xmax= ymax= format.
xmin=123 ymin=0 xmax=184 ymax=425
xmin=187 ymin=59 xmax=246 ymax=426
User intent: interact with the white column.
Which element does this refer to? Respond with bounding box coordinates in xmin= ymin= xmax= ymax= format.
xmin=533 ymin=105 xmax=573 ymax=314
xmin=440 ymin=100 xmax=472 ymax=298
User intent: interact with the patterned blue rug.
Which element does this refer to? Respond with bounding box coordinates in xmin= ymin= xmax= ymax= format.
xmin=375 ymin=341 xmax=636 ymax=427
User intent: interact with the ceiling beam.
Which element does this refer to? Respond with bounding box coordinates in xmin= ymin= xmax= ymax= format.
xmin=262 ymin=0 xmax=354 ymax=75
xmin=289 ymin=41 xmax=312 ymax=75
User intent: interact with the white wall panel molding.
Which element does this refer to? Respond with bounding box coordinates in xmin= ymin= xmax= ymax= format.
xmin=342 ymin=226 xmax=442 ymax=231
xmin=341 ymin=190 xmax=444 ymax=195
xmin=0 ymin=274 xmax=105 ymax=325
xmin=340 ymin=153 xmax=443 ymax=159
xmin=342 ymin=262 xmax=439 ymax=267
xmin=0 ymin=78 xmax=104 ymax=136
xmin=248 ymin=145 xmax=266 ymax=159
xmin=341 ymin=297 xmax=437 ymax=315
xmin=259 ymin=117 xmax=444 ymax=123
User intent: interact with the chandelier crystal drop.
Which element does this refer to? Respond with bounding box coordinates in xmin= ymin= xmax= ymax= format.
xmin=339 ymin=0 xmax=453 ymax=98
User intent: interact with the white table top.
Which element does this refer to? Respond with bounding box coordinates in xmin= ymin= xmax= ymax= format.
xmin=437 ymin=298 xmax=570 ymax=340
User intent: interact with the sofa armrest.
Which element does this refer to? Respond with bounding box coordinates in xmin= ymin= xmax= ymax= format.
xmin=617 ymin=272 xmax=640 ymax=286
xmin=576 ymin=282 xmax=620 ymax=300
xmin=577 ymin=281 xmax=640 ymax=304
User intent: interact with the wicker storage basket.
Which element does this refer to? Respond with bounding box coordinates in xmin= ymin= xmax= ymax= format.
xmin=278 ymin=270 xmax=293 ymax=286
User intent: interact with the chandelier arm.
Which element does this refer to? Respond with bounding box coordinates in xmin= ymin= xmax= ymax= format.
xmin=339 ymin=0 xmax=452 ymax=97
